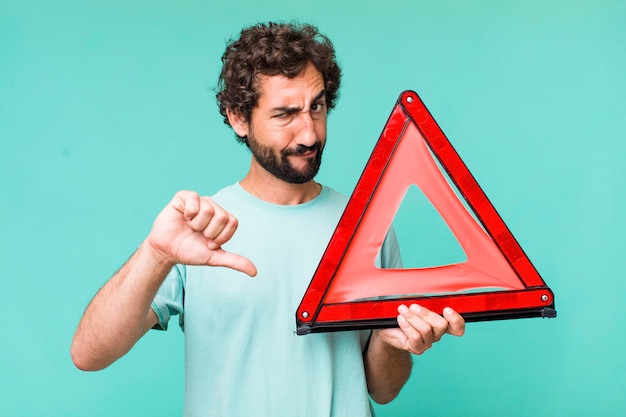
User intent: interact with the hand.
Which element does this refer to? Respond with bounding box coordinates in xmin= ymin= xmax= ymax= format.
xmin=374 ymin=304 xmax=465 ymax=355
xmin=146 ymin=190 xmax=257 ymax=277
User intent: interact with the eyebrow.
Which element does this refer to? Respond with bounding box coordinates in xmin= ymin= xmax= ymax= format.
xmin=270 ymin=89 xmax=327 ymax=115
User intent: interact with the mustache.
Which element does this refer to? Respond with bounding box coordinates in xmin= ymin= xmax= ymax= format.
xmin=283 ymin=142 xmax=323 ymax=156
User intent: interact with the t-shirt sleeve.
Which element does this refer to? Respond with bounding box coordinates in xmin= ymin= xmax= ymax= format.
xmin=151 ymin=264 xmax=185 ymax=330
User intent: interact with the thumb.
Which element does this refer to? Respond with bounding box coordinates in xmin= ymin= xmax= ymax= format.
xmin=207 ymin=249 xmax=257 ymax=277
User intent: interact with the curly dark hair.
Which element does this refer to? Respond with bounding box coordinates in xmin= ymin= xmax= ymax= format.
xmin=216 ymin=22 xmax=341 ymax=142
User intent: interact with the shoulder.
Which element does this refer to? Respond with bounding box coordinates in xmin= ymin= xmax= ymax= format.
xmin=210 ymin=183 xmax=239 ymax=200
xmin=320 ymin=185 xmax=349 ymax=206
xmin=308 ymin=185 xmax=349 ymax=225
xmin=209 ymin=183 xmax=248 ymax=209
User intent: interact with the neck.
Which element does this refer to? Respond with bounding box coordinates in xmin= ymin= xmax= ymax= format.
xmin=239 ymin=161 xmax=322 ymax=205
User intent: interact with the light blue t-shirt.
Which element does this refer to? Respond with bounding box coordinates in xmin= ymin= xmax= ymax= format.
xmin=152 ymin=183 xmax=401 ymax=417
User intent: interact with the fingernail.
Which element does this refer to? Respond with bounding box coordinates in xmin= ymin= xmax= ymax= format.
xmin=410 ymin=304 xmax=422 ymax=314
xmin=443 ymin=307 xmax=453 ymax=315
xmin=398 ymin=304 xmax=409 ymax=314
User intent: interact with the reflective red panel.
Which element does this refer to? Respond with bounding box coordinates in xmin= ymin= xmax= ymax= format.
xmin=296 ymin=91 xmax=556 ymax=335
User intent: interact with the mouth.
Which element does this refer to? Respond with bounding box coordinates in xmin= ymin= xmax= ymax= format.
xmin=287 ymin=143 xmax=322 ymax=158
xmin=293 ymin=149 xmax=317 ymax=158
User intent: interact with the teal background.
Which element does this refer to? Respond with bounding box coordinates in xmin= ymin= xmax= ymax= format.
xmin=1 ymin=1 xmax=624 ymax=416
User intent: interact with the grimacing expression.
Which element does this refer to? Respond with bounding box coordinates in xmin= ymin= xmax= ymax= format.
xmin=233 ymin=63 xmax=328 ymax=184
xmin=246 ymin=134 xmax=323 ymax=184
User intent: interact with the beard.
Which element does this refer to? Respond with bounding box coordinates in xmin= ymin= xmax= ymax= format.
xmin=246 ymin=133 xmax=324 ymax=184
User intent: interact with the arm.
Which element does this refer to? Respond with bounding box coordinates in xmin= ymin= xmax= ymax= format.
xmin=70 ymin=242 xmax=173 ymax=371
xmin=71 ymin=190 xmax=256 ymax=371
xmin=364 ymin=305 xmax=465 ymax=404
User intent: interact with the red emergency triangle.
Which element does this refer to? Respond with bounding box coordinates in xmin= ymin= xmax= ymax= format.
xmin=296 ymin=91 xmax=556 ymax=334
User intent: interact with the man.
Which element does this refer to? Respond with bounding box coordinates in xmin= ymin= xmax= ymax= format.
xmin=71 ymin=22 xmax=465 ymax=416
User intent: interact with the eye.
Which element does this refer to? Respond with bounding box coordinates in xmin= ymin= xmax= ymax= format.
xmin=272 ymin=110 xmax=296 ymax=121
xmin=311 ymin=102 xmax=324 ymax=112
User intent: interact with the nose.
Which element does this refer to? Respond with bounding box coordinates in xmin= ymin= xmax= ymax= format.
xmin=296 ymin=111 xmax=318 ymax=147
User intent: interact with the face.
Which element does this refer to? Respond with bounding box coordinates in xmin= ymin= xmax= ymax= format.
xmin=229 ymin=63 xmax=328 ymax=184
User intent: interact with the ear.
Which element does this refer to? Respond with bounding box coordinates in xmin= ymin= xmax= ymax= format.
xmin=226 ymin=108 xmax=250 ymax=138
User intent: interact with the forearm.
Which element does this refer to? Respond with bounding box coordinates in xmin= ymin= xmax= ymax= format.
xmin=71 ymin=241 xmax=174 ymax=371
xmin=364 ymin=330 xmax=413 ymax=404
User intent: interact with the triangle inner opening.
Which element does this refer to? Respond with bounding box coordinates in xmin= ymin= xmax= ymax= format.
xmin=380 ymin=184 xmax=467 ymax=269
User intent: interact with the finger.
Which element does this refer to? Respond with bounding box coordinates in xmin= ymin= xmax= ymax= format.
xmin=410 ymin=304 xmax=450 ymax=343
xmin=211 ymin=214 xmax=238 ymax=248
xmin=396 ymin=314 xmax=429 ymax=355
xmin=398 ymin=305 xmax=434 ymax=353
xmin=443 ymin=307 xmax=466 ymax=337
xmin=206 ymin=249 xmax=257 ymax=277
xmin=400 ymin=304 xmax=437 ymax=346
xmin=172 ymin=191 xmax=201 ymax=220
xmin=198 ymin=198 xmax=236 ymax=244
xmin=396 ymin=307 xmax=422 ymax=343
xmin=187 ymin=197 xmax=218 ymax=232
xmin=195 ymin=198 xmax=239 ymax=249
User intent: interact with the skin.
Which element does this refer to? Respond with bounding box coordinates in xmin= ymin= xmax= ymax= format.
xmin=70 ymin=192 xmax=256 ymax=371
xmin=228 ymin=63 xmax=328 ymax=205
xmin=70 ymin=62 xmax=465 ymax=404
